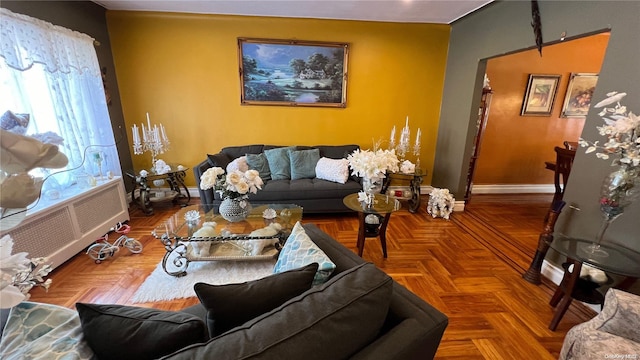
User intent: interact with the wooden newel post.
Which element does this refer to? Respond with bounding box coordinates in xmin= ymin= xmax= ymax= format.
xmin=523 ymin=201 xmax=565 ymax=284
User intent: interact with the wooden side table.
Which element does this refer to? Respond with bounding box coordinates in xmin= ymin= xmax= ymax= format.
xmin=126 ymin=167 xmax=190 ymax=215
xmin=548 ymin=235 xmax=640 ymax=331
xmin=381 ymin=170 xmax=424 ymax=213
xmin=343 ymin=193 xmax=400 ymax=258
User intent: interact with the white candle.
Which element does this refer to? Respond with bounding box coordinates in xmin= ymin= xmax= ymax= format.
xmin=141 ymin=123 xmax=147 ymax=141
xmin=160 ymin=124 xmax=167 ymax=142
xmin=146 ymin=112 xmax=151 ymax=130
xmin=416 ymin=128 xmax=421 ymax=145
xmin=132 ymin=124 xmax=139 ymax=143
xmin=405 ymin=116 xmax=409 ymax=127
xmin=390 ymin=126 xmax=396 ymax=144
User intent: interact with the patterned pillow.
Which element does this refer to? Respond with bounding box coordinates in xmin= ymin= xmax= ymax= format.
xmin=264 ymin=146 xmax=296 ymax=180
xmin=274 ymin=221 xmax=336 ymax=285
xmin=0 ymin=301 xmax=95 ymax=360
xmin=315 ymin=157 xmax=350 ymax=184
xmin=226 ymin=156 xmax=249 ymax=173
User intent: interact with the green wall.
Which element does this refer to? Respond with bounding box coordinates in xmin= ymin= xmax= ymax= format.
xmin=437 ymin=1 xmax=640 ymax=248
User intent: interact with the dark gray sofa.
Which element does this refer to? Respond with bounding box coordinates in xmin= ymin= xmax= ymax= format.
xmin=193 ymin=144 xmax=363 ymax=213
xmin=167 ymin=223 xmax=449 ymax=360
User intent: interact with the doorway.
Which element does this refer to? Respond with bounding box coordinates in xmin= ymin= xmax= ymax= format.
xmin=466 ymin=32 xmax=610 ymax=201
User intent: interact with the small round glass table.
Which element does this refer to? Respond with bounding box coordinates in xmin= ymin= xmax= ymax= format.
xmin=547 ymin=235 xmax=640 ymax=330
xmin=343 ymin=193 xmax=400 ymax=258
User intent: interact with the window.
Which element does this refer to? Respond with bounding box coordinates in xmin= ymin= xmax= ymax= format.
xmin=0 ymin=8 xmax=121 ymax=214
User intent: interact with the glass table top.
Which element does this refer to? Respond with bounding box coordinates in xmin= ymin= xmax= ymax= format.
xmin=550 ymin=234 xmax=640 ymax=277
xmin=153 ymin=203 xmax=303 ymax=240
xmin=343 ymin=193 xmax=400 ymax=215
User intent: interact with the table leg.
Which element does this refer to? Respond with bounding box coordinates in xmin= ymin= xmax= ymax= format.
xmin=549 ymin=259 xmax=581 ymax=331
xmin=357 ymin=212 xmax=366 ymax=256
xmin=378 ymin=213 xmax=391 ymax=258
xmin=167 ymin=170 xmax=191 ymax=206
xmin=408 ymin=175 xmax=422 ymax=213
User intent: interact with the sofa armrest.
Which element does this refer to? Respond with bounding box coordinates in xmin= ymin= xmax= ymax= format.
xmin=193 ymin=159 xmax=216 ymax=212
xmin=595 ymin=289 xmax=640 ymax=343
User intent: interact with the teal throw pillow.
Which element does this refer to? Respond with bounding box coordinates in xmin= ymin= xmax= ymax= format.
xmin=289 ymin=148 xmax=320 ymax=180
xmin=245 ymin=153 xmax=271 ymax=181
xmin=274 ymin=221 xmax=336 ymax=285
xmin=264 ymin=146 xmax=296 ymax=180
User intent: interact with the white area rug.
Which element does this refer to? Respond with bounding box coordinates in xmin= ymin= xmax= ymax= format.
xmin=132 ymin=258 xmax=276 ymax=303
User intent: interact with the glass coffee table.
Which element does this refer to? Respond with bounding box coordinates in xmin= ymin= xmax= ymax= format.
xmin=153 ymin=204 xmax=303 ymax=276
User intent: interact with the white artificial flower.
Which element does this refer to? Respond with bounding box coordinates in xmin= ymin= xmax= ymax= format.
xmin=200 ymin=167 xmax=263 ymax=200
xmin=0 ymin=235 xmax=52 ymax=308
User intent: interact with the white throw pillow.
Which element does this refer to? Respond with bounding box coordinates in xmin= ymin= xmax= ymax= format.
xmin=315 ymin=157 xmax=349 ymax=184
xmin=226 ymin=156 xmax=249 ymax=173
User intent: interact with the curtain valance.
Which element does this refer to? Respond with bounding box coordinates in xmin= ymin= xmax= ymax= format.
xmin=0 ymin=8 xmax=99 ymax=76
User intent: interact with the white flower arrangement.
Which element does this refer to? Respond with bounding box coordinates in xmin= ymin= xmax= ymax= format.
xmin=0 ymin=234 xmax=52 ymax=308
xmin=200 ymin=167 xmax=264 ymax=200
xmin=579 ymin=91 xmax=639 ymax=171
xmin=347 ymin=148 xmax=400 ymax=181
xmin=427 ymin=188 xmax=455 ymax=220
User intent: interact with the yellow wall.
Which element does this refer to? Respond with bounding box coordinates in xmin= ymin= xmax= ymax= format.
xmin=106 ymin=12 xmax=449 ymax=186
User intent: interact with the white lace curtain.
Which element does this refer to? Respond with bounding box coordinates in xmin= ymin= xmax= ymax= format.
xmin=0 ymin=8 xmax=99 ymax=75
xmin=0 ymin=8 xmax=119 ymax=189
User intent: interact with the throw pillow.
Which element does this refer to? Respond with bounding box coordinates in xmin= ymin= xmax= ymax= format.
xmin=245 ymin=153 xmax=271 ymax=181
xmin=289 ymin=148 xmax=320 ymax=180
xmin=206 ymin=153 xmax=231 ymax=169
xmin=264 ymin=146 xmax=297 ymax=180
xmin=225 ymin=155 xmax=248 ymax=173
xmin=160 ymin=263 xmax=393 ymax=360
xmin=75 ymin=303 xmax=207 ymax=360
xmin=0 ymin=301 xmax=95 ymax=359
xmin=315 ymin=157 xmax=350 ymax=184
xmin=274 ymin=221 xmax=336 ymax=285
xmin=194 ymin=262 xmax=318 ymax=337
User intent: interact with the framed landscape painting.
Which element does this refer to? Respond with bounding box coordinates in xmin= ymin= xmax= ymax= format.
xmin=520 ymin=74 xmax=561 ymax=116
xmin=561 ymin=73 xmax=599 ymax=118
xmin=238 ymin=38 xmax=349 ymax=107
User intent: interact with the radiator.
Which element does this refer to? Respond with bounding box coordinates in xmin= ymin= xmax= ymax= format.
xmin=2 ymin=178 xmax=130 ymax=270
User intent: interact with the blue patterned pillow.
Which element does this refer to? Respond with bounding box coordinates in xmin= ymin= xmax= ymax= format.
xmin=274 ymin=221 xmax=336 ymax=285
xmin=0 ymin=302 xmax=95 ymax=359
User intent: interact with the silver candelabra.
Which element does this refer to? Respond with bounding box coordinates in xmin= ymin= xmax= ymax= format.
xmin=131 ymin=112 xmax=170 ymax=165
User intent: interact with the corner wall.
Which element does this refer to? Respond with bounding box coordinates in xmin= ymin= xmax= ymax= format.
xmin=436 ymin=1 xmax=640 ymax=248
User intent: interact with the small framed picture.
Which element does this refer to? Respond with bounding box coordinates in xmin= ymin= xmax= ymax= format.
xmin=560 ymin=73 xmax=599 ymax=118
xmin=520 ymin=74 xmax=561 ymax=116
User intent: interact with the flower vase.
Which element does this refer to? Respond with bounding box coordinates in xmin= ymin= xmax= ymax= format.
xmin=362 ymin=177 xmax=383 ymax=207
xmin=219 ymin=197 xmax=251 ymax=222
xmin=583 ymin=168 xmax=640 ymax=257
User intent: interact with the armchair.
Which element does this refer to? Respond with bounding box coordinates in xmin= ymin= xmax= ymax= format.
xmin=559 ymin=288 xmax=640 ymax=359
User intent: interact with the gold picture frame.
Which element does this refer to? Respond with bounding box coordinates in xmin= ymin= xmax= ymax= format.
xmin=520 ymin=74 xmax=561 ymax=116
xmin=560 ymin=73 xmax=599 ymax=118
xmin=238 ymin=38 xmax=349 ymax=108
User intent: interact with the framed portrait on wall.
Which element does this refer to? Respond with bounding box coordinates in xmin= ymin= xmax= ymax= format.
xmin=520 ymin=74 xmax=561 ymax=116
xmin=238 ymin=38 xmax=349 ymax=108
xmin=560 ymin=73 xmax=599 ymax=118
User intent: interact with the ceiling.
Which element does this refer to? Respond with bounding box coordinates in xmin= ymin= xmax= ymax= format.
xmin=93 ymin=0 xmax=494 ymax=24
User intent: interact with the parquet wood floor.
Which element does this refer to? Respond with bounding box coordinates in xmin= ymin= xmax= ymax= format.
xmin=28 ymin=194 xmax=594 ymax=359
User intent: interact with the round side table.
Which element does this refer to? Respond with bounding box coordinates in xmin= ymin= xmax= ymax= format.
xmin=343 ymin=193 xmax=400 ymax=258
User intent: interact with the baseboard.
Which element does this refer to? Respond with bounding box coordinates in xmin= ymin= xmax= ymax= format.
xmin=472 ymin=184 xmax=554 ymax=194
